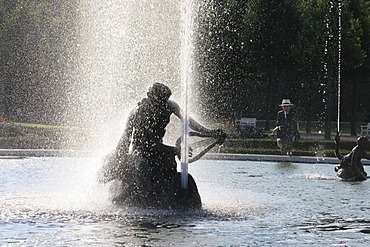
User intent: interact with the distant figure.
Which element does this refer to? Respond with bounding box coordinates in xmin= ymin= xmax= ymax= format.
xmin=334 ymin=133 xmax=370 ymax=181
xmin=99 ymin=82 xmax=224 ymax=208
xmin=272 ymin=99 xmax=299 ymax=156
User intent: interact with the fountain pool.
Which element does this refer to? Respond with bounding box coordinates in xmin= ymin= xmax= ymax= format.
xmin=1 ymin=157 xmax=369 ymax=246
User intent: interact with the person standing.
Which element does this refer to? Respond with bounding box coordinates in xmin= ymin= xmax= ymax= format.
xmin=272 ymin=99 xmax=299 ymax=156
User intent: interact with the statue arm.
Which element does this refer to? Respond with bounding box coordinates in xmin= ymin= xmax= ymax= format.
xmin=170 ymin=100 xmax=212 ymax=133
xmin=188 ymin=116 xmax=213 ymax=133
xmin=169 ymin=100 xmax=226 ymax=149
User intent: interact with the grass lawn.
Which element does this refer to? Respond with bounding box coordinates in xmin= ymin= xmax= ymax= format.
xmin=0 ymin=122 xmax=90 ymax=149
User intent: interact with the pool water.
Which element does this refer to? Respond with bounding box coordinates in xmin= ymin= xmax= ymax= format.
xmin=0 ymin=157 xmax=369 ymax=246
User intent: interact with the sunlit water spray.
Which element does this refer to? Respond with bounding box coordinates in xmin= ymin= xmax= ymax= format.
xmin=66 ymin=0 xmax=182 ymax=155
xmin=62 ymin=0 xmax=217 ymax=208
xmin=180 ymin=0 xmax=196 ymax=189
xmin=323 ymin=1 xmax=342 ymax=135
xmin=4 ymin=1 xmax=262 ymax=217
xmin=45 ymin=0 xmax=184 ymax=210
xmin=337 ymin=0 xmax=342 ymax=133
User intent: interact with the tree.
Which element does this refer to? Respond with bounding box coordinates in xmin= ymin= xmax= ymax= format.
xmin=243 ymin=0 xmax=299 ymax=130
xmin=196 ymin=0 xmax=248 ymax=121
xmin=0 ymin=0 xmax=79 ymax=123
xmin=340 ymin=0 xmax=370 ymax=135
xmin=294 ymin=0 xmax=330 ymax=134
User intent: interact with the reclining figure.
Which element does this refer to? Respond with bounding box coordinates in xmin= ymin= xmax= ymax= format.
xmin=334 ymin=133 xmax=370 ymax=181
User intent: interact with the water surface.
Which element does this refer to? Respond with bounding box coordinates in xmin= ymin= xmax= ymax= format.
xmin=0 ymin=157 xmax=369 ymax=246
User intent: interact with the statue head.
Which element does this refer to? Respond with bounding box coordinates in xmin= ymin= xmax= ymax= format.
xmin=357 ymin=136 xmax=369 ymax=150
xmin=147 ymin=83 xmax=172 ymax=102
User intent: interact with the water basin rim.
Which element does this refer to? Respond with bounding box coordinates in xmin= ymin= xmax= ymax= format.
xmin=1 ymin=149 xmax=370 ymax=166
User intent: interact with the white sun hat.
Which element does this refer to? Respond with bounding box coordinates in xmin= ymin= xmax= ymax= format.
xmin=279 ymin=99 xmax=293 ymax=106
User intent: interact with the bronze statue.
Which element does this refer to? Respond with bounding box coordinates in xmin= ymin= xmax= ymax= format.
xmin=99 ymin=83 xmax=226 ymax=208
xmin=334 ymin=133 xmax=369 ymax=181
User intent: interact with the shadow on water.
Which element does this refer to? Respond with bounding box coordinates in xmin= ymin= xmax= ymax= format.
xmin=275 ymin=161 xmax=297 ymax=170
xmin=295 ymin=212 xmax=370 ymax=234
xmin=274 ymin=161 xmax=338 ymax=180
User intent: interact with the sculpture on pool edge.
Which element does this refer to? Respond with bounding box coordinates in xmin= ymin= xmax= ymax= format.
xmin=334 ymin=133 xmax=370 ymax=181
xmin=98 ymin=83 xmax=226 ymax=209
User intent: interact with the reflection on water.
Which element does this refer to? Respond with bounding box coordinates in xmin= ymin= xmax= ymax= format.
xmin=1 ymin=157 xmax=370 ymax=246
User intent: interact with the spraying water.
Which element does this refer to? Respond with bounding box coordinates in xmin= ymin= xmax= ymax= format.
xmin=69 ymin=0 xmax=182 ymax=153
xmin=180 ymin=0 xmax=196 ymax=189
xmin=337 ymin=0 xmax=342 ymax=133
xmin=75 ymin=0 xmax=204 ymax=193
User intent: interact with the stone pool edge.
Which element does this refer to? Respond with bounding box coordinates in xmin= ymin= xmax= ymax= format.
xmin=2 ymin=149 xmax=368 ymax=165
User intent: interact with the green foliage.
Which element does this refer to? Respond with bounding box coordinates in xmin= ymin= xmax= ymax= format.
xmin=0 ymin=122 xmax=361 ymax=158
xmin=196 ymin=0 xmax=249 ymax=120
xmin=0 ymin=122 xmax=89 ymax=149
xmin=0 ymin=0 xmax=79 ymax=124
xmin=196 ymin=0 xmax=370 ymax=128
xmin=0 ymin=1 xmax=23 ymax=38
xmin=293 ymin=0 xmax=328 ymax=128
xmin=219 ymin=137 xmax=354 ymax=157
xmin=341 ymin=0 xmax=368 ymax=72
xmin=1 ymin=0 xmax=370 ymax=130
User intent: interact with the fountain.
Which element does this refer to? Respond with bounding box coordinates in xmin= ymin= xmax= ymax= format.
xmin=73 ymin=0 xmax=226 ymax=209
xmin=2 ymin=1 xmax=370 ymax=246
xmin=180 ymin=0 xmax=195 ymax=189
xmin=336 ymin=0 xmax=342 ymax=134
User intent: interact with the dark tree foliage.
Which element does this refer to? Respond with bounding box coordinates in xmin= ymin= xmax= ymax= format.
xmin=1 ymin=0 xmax=370 ymax=134
xmin=196 ymin=0 xmax=249 ymax=121
xmin=196 ymin=0 xmax=370 ymax=137
xmin=0 ymin=0 xmax=79 ymax=124
xmin=339 ymin=0 xmax=370 ymax=135
xmin=243 ymin=0 xmax=299 ymax=130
